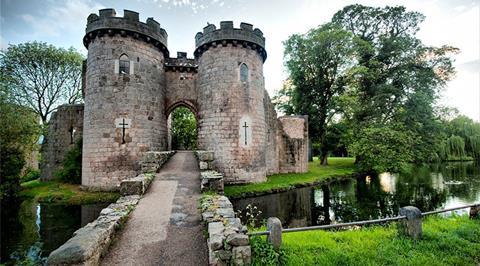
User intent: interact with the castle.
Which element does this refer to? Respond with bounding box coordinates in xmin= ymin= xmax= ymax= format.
xmin=41 ymin=9 xmax=308 ymax=190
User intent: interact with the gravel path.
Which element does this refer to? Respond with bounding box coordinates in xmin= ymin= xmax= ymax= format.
xmin=101 ymin=151 xmax=208 ymax=266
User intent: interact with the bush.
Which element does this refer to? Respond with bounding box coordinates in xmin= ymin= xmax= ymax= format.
xmin=0 ymin=146 xmax=25 ymax=200
xmin=55 ymin=138 xmax=82 ymax=184
xmin=250 ymin=236 xmax=287 ymax=266
xmin=20 ymin=168 xmax=40 ymax=183
xmin=349 ymin=124 xmax=414 ymax=173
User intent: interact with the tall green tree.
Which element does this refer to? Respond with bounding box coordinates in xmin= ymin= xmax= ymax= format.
xmin=332 ymin=5 xmax=457 ymax=172
xmin=0 ymin=80 xmax=41 ymax=199
xmin=279 ymin=23 xmax=356 ymax=165
xmin=0 ymin=42 xmax=84 ymax=124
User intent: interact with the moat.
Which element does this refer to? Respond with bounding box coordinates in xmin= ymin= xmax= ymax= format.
xmin=1 ymin=201 xmax=107 ymax=265
xmin=2 ymin=161 xmax=479 ymax=264
xmin=233 ymin=161 xmax=480 ymax=228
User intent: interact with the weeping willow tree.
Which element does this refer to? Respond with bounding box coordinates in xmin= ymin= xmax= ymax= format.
xmin=446 ymin=116 xmax=480 ymax=159
xmin=444 ymin=135 xmax=465 ymax=160
xmin=469 ymin=135 xmax=480 ymax=158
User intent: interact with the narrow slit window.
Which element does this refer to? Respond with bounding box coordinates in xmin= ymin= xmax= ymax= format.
xmin=119 ymin=54 xmax=130 ymax=74
xmin=240 ymin=63 xmax=248 ymax=83
xmin=68 ymin=126 xmax=76 ymax=144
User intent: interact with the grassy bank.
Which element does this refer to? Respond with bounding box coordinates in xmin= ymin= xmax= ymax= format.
xmin=224 ymin=157 xmax=356 ymax=198
xmin=278 ymin=215 xmax=480 ymax=265
xmin=20 ymin=179 xmax=119 ymax=205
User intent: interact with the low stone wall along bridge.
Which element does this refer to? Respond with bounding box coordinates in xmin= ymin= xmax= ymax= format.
xmin=102 ymin=151 xmax=208 ymax=265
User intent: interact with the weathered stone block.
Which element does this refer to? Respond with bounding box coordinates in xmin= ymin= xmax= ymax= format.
xmin=226 ymin=233 xmax=249 ymax=246
xmin=267 ymin=217 xmax=282 ymax=249
xmin=119 ymin=174 xmax=154 ymax=196
xmin=398 ymin=206 xmax=422 ymax=240
xmin=214 ymin=249 xmax=232 ymax=260
xmin=470 ymin=205 xmax=480 ymax=219
xmin=208 ymin=222 xmax=225 ymax=235
xmin=196 ymin=150 xmax=215 ymax=161
xmin=232 ymin=246 xmax=251 ymax=266
xmin=209 ymin=234 xmax=225 ymax=251
xmin=200 ymin=161 xmax=209 ymax=170
xmin=216 ymin=208 xmax=235 ymax=218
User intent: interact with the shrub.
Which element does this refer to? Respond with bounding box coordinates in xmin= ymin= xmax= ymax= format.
xmin=55 ymin=138 xmax=82 ymax=184
xmin=0 ymin=146 xmax=25 ymax=199
xmin=20 ymin=168 xmax=40 ymax=183
xmin=250 ymin=236 xmax=287 ymax=266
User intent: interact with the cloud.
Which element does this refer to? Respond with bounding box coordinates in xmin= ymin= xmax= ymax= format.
xmin=0 ymin=35 xmax=8 ymax=50
xmin=150 ymin=0 xmax=230 ymax=13
xmin=458 ymin=59 xmax=480 ymax=73
xmin=20 ymin=0 xmax=104 ymax=38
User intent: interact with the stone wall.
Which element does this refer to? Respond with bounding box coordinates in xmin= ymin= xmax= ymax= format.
xmin=41 ymin=104 xmax=84 ymax=181
xmin=264 ymin=90 xmax=280 ymax=175
xmin=197 ymin=44 xmax=267 ymax=184
xmin=200 ymin=195 xmax=251 ymax=265
xmin=47 ymin=195 xmax=141 ymax=266
xmin=277 ymin=116 xmax=309 ymax=173
xmin=165 ymin=52 xmax=198 ymax=116
xmin=82 ymin=33 xmax=167 ymax=191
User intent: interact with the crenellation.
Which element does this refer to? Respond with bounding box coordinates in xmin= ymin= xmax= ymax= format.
xmin=123 ymin=10 xmax=139 ymax=21
xmin=240 ymin=22 xmax=253 ymax=31
xmin=99 ymin=8 xmax=116 ymax=18
xmin=220 ymin=21 xmax=234 ymax=29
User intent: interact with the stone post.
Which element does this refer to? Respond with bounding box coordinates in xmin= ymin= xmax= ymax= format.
xmin=398 ymin=206 xmax=422 ymax=240
xmin=266 ymin=217 xmax=282 ymax=249
xmin=470 ymin=205 xmax=480 ymax=219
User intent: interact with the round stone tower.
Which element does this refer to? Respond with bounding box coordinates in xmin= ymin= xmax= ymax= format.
xmin=82 ymin=9 xmax=168 ymax=190
xmin=194 ymin=21 xmax=268 ymax=183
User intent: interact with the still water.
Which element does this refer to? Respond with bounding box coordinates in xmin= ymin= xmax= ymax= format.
xmin=1 ymin=200 xmax=107 ymax=265
xmin=232 ymin=162 xmax=480 ymax=228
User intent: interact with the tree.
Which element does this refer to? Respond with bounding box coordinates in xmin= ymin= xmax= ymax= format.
xmin=281 ymin=23 xmax=356 ymax=165
xmin=0 ymin=81 xmax=41 ymax=199
xmin=444 ymin=115 xmax=480 ymax=159
xmin=0 ymin=42 xmax=84 ymax=124
xmin=332 ymin=5 xmax=457 ymax=171
xmin=171 ymin=106 xmax=197 ymax=150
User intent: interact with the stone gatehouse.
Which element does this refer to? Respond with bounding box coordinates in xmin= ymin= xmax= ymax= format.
xmin=41 ymin=8 xmax=308 ymax=190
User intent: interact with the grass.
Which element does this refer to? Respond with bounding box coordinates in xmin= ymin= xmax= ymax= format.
xmin=20 ymin=179 xmax=119 ymax=205
xmin=279 ymin=215 xmax=480 ymax=266
xmin=224 ymin=157 xmax=356 ymax=197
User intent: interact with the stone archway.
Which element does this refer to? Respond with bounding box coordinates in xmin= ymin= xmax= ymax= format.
xmin=166 ymin=101 xmax=199 ymax=151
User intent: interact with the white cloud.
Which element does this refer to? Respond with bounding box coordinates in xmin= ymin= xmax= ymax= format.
xmin=20 ymin=1 xmax=104 ymax=39
xmin=154 ymin=0 xmax=230 ymax=13
xmin=0 ymin=35 xmax=8 ymax=50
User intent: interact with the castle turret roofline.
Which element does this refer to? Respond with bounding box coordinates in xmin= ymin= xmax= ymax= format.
xmin=84 ymin=8 xmax=169 ymax=58
xmin=194 ymin=21 xmax=267 ymax=62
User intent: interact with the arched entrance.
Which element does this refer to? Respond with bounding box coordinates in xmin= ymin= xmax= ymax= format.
xmin=166 ymin=101 xmax=198 ymax=151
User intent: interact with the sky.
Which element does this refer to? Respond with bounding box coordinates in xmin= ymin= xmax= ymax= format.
xmin=1 ymin=0 xmax=479 ymax=121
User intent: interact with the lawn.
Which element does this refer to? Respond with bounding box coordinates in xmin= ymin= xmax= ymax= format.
xmin=224 ymin=157 xmax=356 ymax=198
xmin=20 ymin=179 xmax=119 ymax=205
xmin=279 ymin=215 xmax=480 ymax=265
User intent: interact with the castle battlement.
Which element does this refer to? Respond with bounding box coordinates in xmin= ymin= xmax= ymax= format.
xmin=194 ymin=21 xmax=267 ymax=61
xmin=165 ymin=52 xmax=198 ymax=72
xmin=84 ymin=8 xmax=169 ymax=57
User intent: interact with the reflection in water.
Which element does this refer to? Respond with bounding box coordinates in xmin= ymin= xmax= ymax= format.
xmin=232 ymin=162 xmax=480 ymax=228
xmin=1 ymin=200 xmax=108 ymax=265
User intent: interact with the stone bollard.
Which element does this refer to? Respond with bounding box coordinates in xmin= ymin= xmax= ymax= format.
xmin=470 ymin=205 xmax=480 ymax=219
xmin=266 ymin=217 xmax=282 ymax=249
xmin=398 ymin=206 xmax=422 ymax=240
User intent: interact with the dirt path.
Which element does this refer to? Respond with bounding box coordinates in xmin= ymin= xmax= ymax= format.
xmin=101 ymin=151 xmax=208 ymax=266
